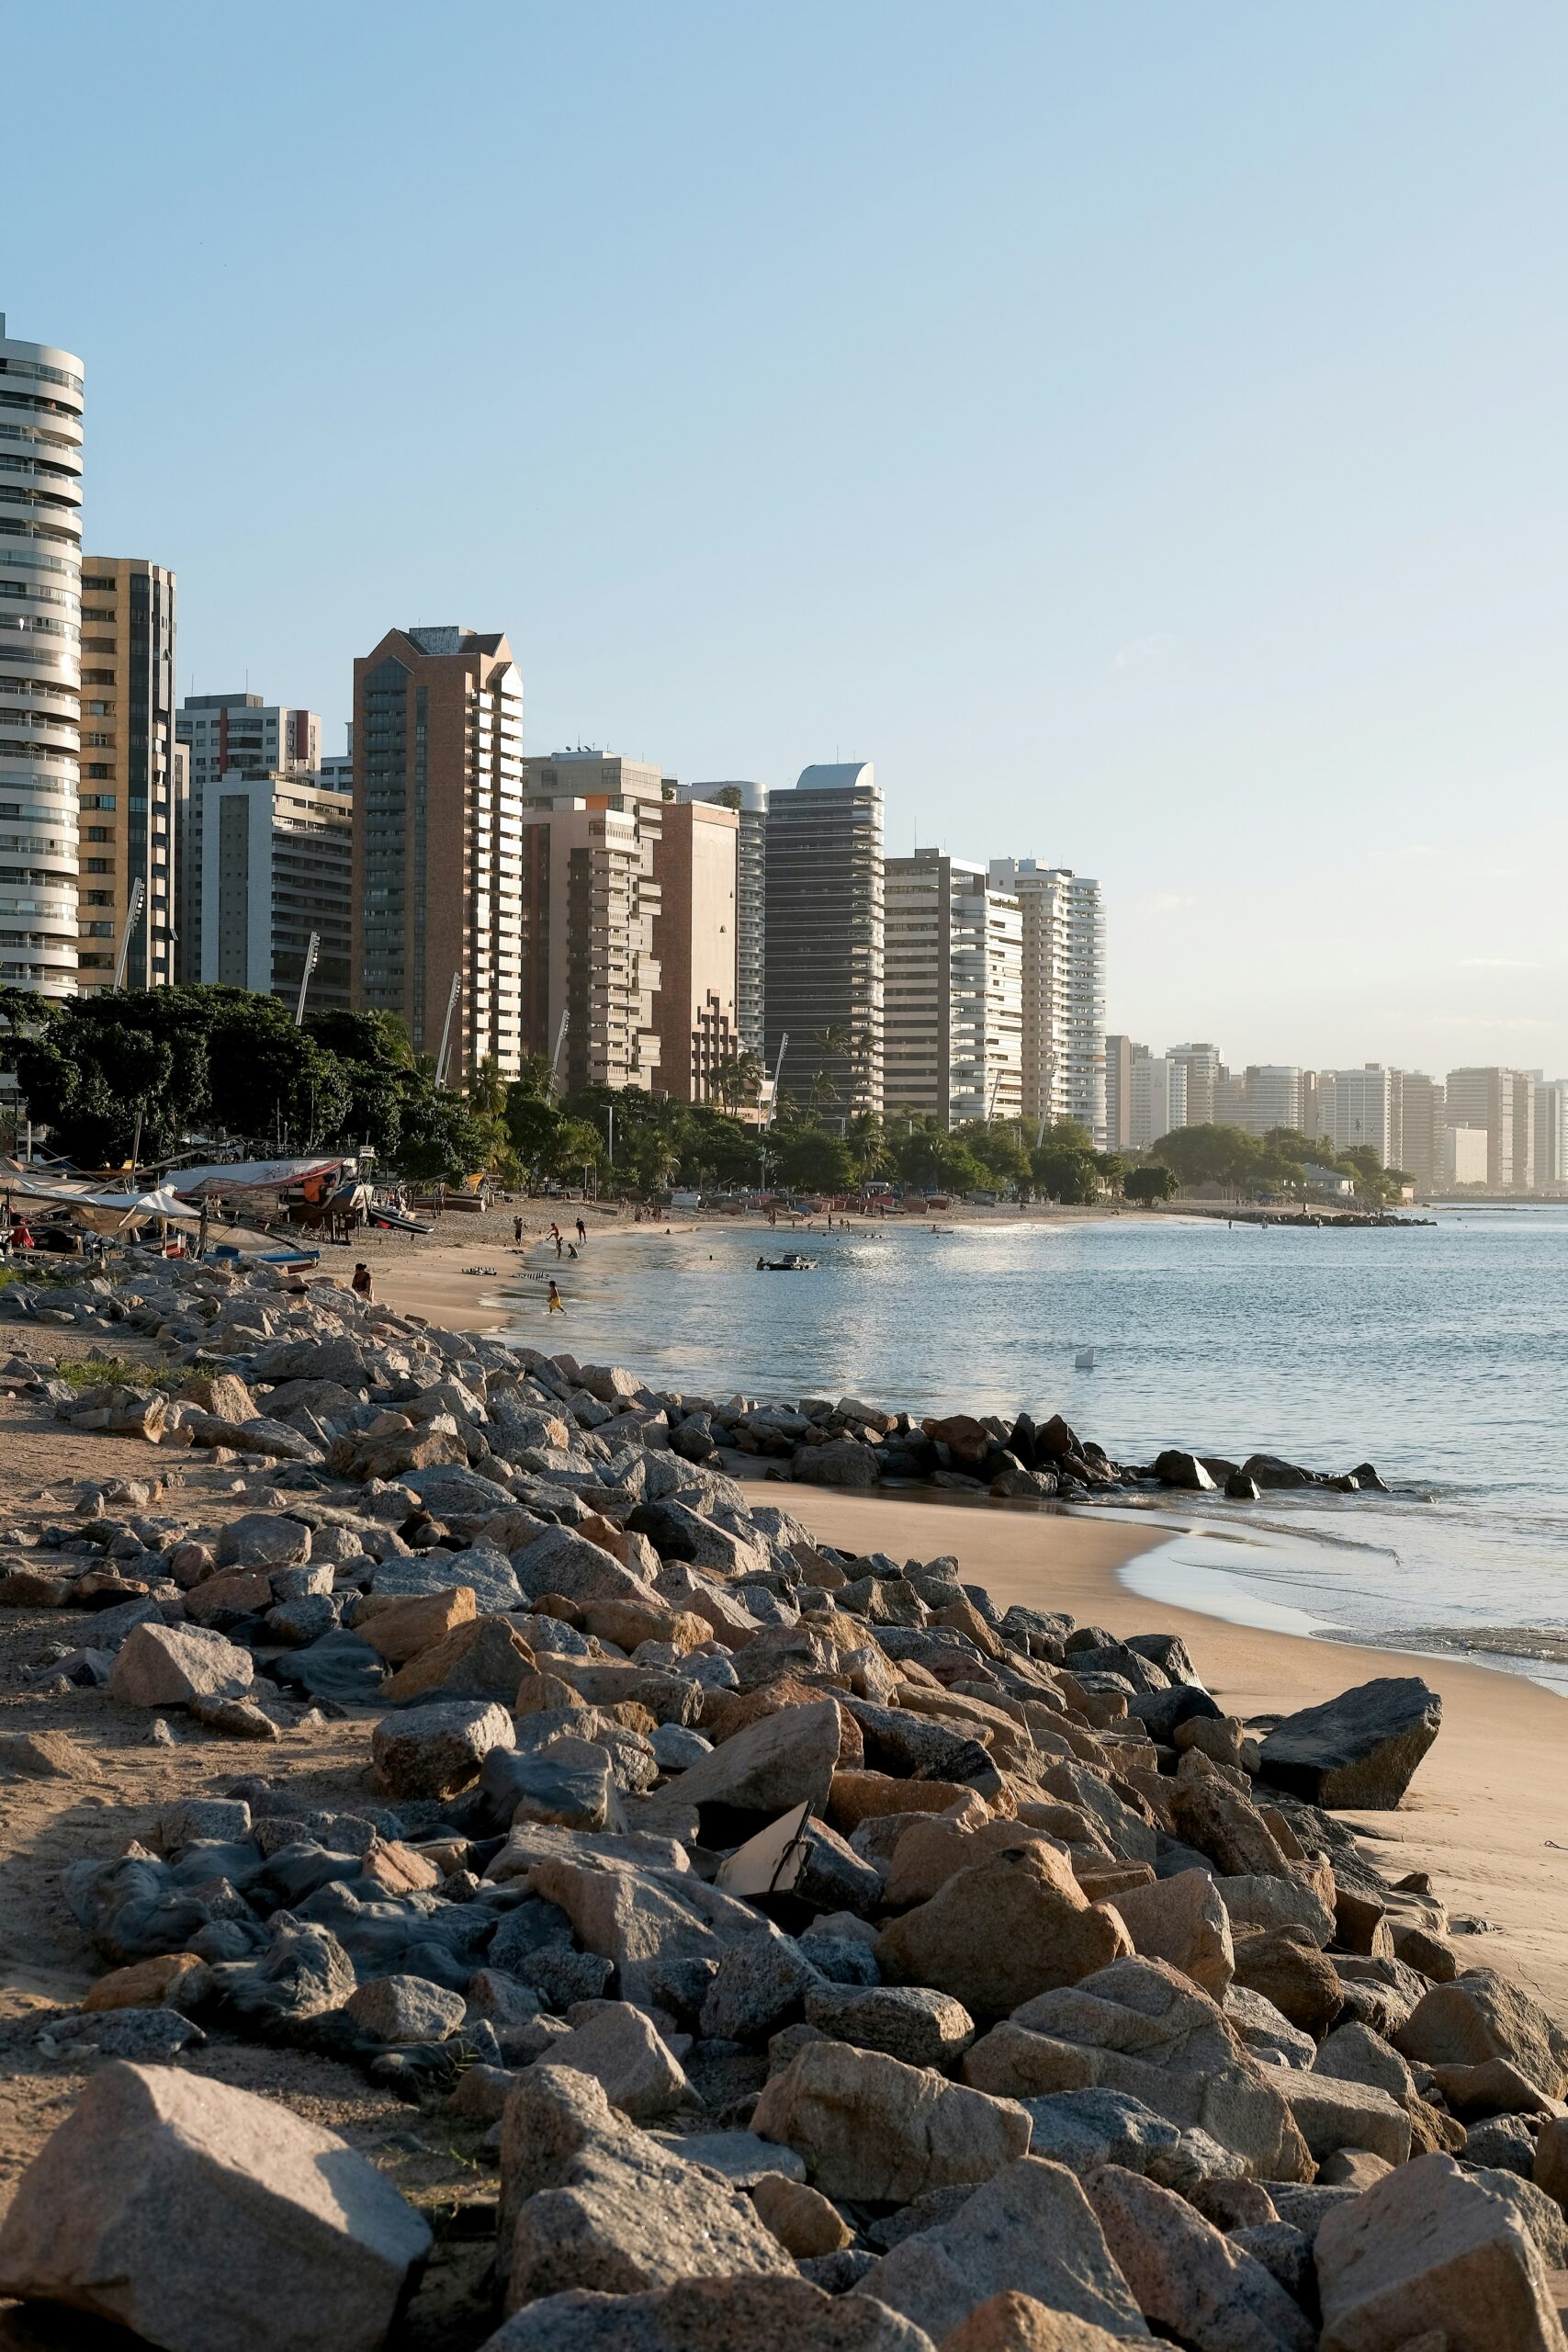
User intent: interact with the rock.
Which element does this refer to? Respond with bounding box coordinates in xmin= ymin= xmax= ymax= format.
xmin=500 ymin=2064 xmax=794 ymax=2306
xmin=1313 ymin=2020 xmax=1416 ymax=2103
xmin=490 ymin=1739 xmax=625 ymax=1833
xmin=1018 ymin=2089 xmax=1213 ymax=2191
xmin=878 ymin=1849 xmax=1132 ymax=2020
xmin=1317 ymin=2150 xmax=1393 ymax=2191
xmin=1083 ymin=2163 xmax=1314 ymax=2351
xmin=855 ymin=2155 xmax=1149 ymax=2344
xmin=1224 ymin=1987 xmax=1316 ymax=2071
xmin=184 ymin=1567 xmax=276 ymax=1627
xmin=1471 ymin=2171 xmax=1568 ymax=2272
xmin=1537 ymin=2115 xmax=1568 ymax=2212
xmin=1258 ymin=1678 xmax=1442 ymax=1810
xmin=188 ymin=1694 xmax=279 ymax=1740
xmin=1219 ymin=1874 xmax=1337 ymax=1951
xmin=806 ymin=1984 xmax=976 ymax=2071
xmin=0 ymin=1729 xmax=95 ymax=1780
xmin=107 ymin=1621 xmax=253 ymax=1706
xmin=549 ymin=2005 xmax=694 ymax=2120
xmin=484 ymin=2275 xmax=935 ymax=2349
xmin=214 ymin=1510 xmax=311 ymax=1567
xmin=1152 ymin=1450 xmax=1217 ymax=1491
xmin=750 ymin=2170 xmax=853 ymax=2256
xmin=961 ymin=1958 xmax=1313 ymax=2183
xmin=790 ymin=1440 xmax=883 ymax=1489
xmin=650 ymin=2131 xmax=807 ymax=2187
xmin=1394 ymin=1970 xmax=1568 ymax=2100
xmin=527 ymin=1854 xmax=776 ymax=2008
xmin=358 ymin=1585 xmax=477 ymax=1662
xmin=701 ymin=1936 xmax=824 ymax=2043
xmin=936 ymin=2293 xmax=1136 ymax=2351
xmin=513 ymin=1521 xmax=663 ymax=1609
xmin=0 ymin=2059 xmax=430 ymax=2352
xmin=344 ymin=1972 xmax=467 ymax=2044
xmin=371 ymin=1698 xmax=514 ymax=1798
xmin=80 ymin=1952 xmax=209 ymax=2013
xmin=1391 ymin=1923 xmax=1461 ymax=1982
xmin=1230 ymin=1928 xmax=1343 ymax=2036
xmin=380 ymin=1614 xmax=535 ymax=1705
xmin=642 ymin=1697 xmax=844 ymax=1826
xmin=1169 ymin=1756 xmax=1293 ymax=1879
xmin=1314 ymin=2150 xmax=1564 ymax=2351
xmin=751 ymin=2039 xmax=1031 ymax=2203
xmin=1107 ymin=1870 xmax=1235 ymax=2002
xmin=883 ymin=1813 xmax=1066 ymax=1909
xmin=1275 ymin=2073 xmax=1412 ymax=2166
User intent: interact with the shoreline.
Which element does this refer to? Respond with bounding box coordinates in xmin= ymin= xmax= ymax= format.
xmin=769 ymin=1483 xmax=1568 ymax=2023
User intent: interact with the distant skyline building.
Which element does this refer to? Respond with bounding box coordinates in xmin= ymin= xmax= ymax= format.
xmin=884 ymin=849 xmax=1021 ymax=1128
xmin=519 ymin=749 xmax=665 ymax=1093
xmin=352 ymin=626 xmax=525 ymax=1078
xmin=198 ymin=764 xmax=352 ymax=1012
xmin=1390 ymin=1069 xmax=1445 ymax=1195
xmin=1103 ymin=1034 xmax=1133 ymax=1149
xmin=1129 ymin=1047 xmax=1187 ymax=1149
xmin=1443 ymin=1125 xmax=1489 ymax=1186
xmin=1534 ymin=1080 xmax=1568 ymax=1193
xmin=1166 ymin=1043 xmax=1223 ymax=1128
xmin=766 ymin=763 xmax=884 ymax=1116
xmin=988 ymin=860 xmax=1106 ymax=1144
xmin=0 ymin=317 xmax=84 ymax=998
xmin=654 ymin=797 xmax=739 ymax=1102
xmin=1318 ymin=1064 xmax=1394 ymax=1163
xmin=75 ymin=558 xmax=176 ymax=992
xmin=175 ymin=692 xmax=322 ymax=982
xmin=1444 ymin=1066 xmax=1534 ymax=1191
xmin=1213 ymin=1063 xmax=1303 ymax=1137
xmin=681 ymin=780 xmax=767 ymax=1057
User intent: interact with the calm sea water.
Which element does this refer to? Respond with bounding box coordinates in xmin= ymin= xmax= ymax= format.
xmin=493 ymin=1208 xmax=1568 ymax=1693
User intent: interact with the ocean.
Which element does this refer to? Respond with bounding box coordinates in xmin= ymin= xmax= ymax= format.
xmin=494 ymin=1206 xmax=1568 ymax=1696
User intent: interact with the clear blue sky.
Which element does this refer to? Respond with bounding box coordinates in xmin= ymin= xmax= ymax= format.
xmin=9 ymin=3 xmax=1567 ymax=1074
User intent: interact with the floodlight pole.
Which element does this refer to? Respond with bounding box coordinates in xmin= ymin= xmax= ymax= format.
xmin=293 ymin=933 xmax=321 ymax=1027
xmin=113 ymin=879 xmax=146 ymax=990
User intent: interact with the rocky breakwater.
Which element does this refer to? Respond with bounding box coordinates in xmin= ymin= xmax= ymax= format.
xmin=0 ymin=1261 xmax=1562 ymax=2349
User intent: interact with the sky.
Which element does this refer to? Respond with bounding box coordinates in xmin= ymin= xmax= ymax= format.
xmin=8 ymin=3 xmax=1568 ymax=1075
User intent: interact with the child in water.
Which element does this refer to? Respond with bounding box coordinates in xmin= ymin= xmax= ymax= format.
xmin=547 ymin=1280 xmax=565 ymax=1313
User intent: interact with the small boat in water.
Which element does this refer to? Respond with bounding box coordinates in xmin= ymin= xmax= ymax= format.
xmin=759 ymin=1251 xmax=818 ymax=1272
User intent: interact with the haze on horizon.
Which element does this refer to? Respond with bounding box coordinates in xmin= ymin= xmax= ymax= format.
xmin=8 ymin=1 xmax=1566 ymax=1078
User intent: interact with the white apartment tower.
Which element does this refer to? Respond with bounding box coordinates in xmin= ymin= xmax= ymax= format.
xmin=175 ymin=694 xmax=322 ymax=983
xmin=1129 ymin=1048 xmax=1188 ymax=1149
xmin=199 ymin=766 xmax=353 ymax=1012
xmin=884 ymin=850 xmax=1022 ymax=1126
xmin=0 ymin=318 xmax=84 ymax=996
xmin=987 ymin=859 xmax=1106 ymax=1143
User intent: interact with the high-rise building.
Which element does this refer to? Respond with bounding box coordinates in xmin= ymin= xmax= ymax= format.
xmin=0 ymin=318 xmax=84 ymax=998
xmin=680 ymin=781 xmax=767 ymax=1057
xmin=1533 ymin=1080 xmax=1568 ymax=1193
xmin=1389 ymin=1070 xmax=1445 ymax=1194
xmin=1166 ymin=1043 xmax=1222 ymax=1128
xmin=352 ymin=628 xmax=525 ymax=1078
xmin=1129 ymin=1048 xmax=1187 ymax=1149
xmin=518 ymin=751 xmax=667 ymax=1094
xmin=987 ymin=861 xmax=1106 ymax=1143
xmin=1443 ymin=1126 xmax=1489 ymax=1186
xmin=198 ymin=765 xmax=352 ymax=1011
xmin=1103 ymin=1034 xmax=1134 ymax=1149
xmin=766 ymin=763 xmax=884 ymax=1115
xmin=74 ymin=559 xmax=176 ymax=990
xmin=175 ymin=694 xmax=322 ymax=982
xmin=654 ymin=798 xmax=739 ymax=1103
xmin=1444 ymin=1067 xmax=1535 ymax=1191
xmin=1319 ymin=1065 xmax=1394 ymax=1163
xmin=884 ymin=850 xmax=1022 ymax=1127
xmin=1213 ymin=1064 xmax=1303 ymax=1136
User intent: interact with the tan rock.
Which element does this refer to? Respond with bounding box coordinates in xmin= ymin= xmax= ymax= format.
xmin=581 ymin=1599 xmax=708 ymax=1654
xmin=750 ymin=2037 xmax=1031 ymax=2203
xmin=1319 ymin=2149 xmax=1394 ymax=2190
xmin=936 ymin=2292 xmax=1134 ymax=2352
xmin=1231 ymin=1926 xmax=1343 ymax=2035
xmin=183 ymin=1568 xmax=274 ymax=1625
xmin=932 ymin=1592 xmax=1004 ymax=1658
xmin=1170 ymin=1751 xmax=1294 ymax=1879
xmin=884 ymin=1812 xmax=1072 ymax=1908
xmin=1107 ymin=1868 xmax=1235 ymax=2000
xmin=750 ymin=2171 xmax=852 ymax=2256
xmin=379 ymin=1616 xmax=535 ymax=1704
xmin=1537 ymin=2116 xmax=1568 ymax=2215
xmin=360 ymin=1838 xmax=441 ymax=1894
xmin=877 ymin=1849 xmax=1131 ymax=2020
xmin=1395 ymin=1971 xmax=1568 ymax=2100
xmin=80 ymin=1953 xmax=207 ymax=2013
xmin=1083 ymin=2163 xmax=1314 ymax=2351
xmin=962 ymin=1956 xmax=1313 ymax=2183
xmin=179 ymin=1372 xmax=255 ymax=1422
xmin=1314 ymin=2150 xmax=1564 ymax=2352
xmin=829 ymin=1770 xmax=987 ymax=1832
xmin=358 ymin=1585 xmax=476 ymax=1662
xmin=1277 ymin=2073 xmax=1412 ymax=2167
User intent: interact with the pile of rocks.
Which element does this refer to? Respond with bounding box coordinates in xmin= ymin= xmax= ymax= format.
xmin=0 ymin=1255 xmax=1562 ymax=2351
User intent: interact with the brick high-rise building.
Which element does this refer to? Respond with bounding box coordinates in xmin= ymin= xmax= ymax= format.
xmin=76 ymin=559 xmax=176 ymax=990
xmin=352 ymin=627 xmax=525 ymax=1078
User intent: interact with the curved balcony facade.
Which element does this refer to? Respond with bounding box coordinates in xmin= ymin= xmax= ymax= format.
xmin=0 ymin=323 xmax=83 ymax=995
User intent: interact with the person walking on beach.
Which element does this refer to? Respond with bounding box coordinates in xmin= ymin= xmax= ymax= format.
xmin=513 ymin=1215 xmax=524 ymax=1243
xmin=575 ymin=1216 xmax=586 ymax=1246
xmin=547 ymin=1279 xmax=564 ymax=1313
xmin=351 ymin=1261 xmax=374 ymax=1304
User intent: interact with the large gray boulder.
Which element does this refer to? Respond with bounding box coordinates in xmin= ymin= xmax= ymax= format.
xmin=1083 ymin=2164 xmax=1314 ymax=2352
xmin=371 ymin=1698 xmax=513 ymax=1798
xmin=526 ymin=1852 xmax=776 ymax=2007
xmin=107 ymin=1622 xmax=254 ymax=1707
xmin=854 ymin=2155 xmax=1150 ymax=2342
xmin=1258 ymin=1677 xmax=1441 ymax=1809
xmin=0 ymin=2061 xmax=430 ymax=2352
xmin=641 ymin=1696 xmax=843 ymax=1826
xmin=482 ymin=2276 xmax=936 ymax=2350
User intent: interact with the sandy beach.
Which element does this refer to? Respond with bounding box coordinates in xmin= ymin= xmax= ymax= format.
xmin=775 ymin=1485 xmax=1568 ymax=2022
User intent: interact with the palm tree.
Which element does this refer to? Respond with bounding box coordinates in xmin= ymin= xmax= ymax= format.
xmin=810 ymin=1025 xmax=851 ymax=1115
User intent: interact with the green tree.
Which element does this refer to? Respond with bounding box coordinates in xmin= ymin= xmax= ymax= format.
xmin=964 ymin=1118 xmax=1031 ymax=1191
xmin=1124 ymin=1161 xmax=1179 ymax=1204
xmin=893 ymin=1119 xmax=984 ymax=1194
xmin=1030 ymin=1141 xmax=1100 ymax=1203
xmin=777 ymin=1127 xmax=855 ymax=1193
xmin=1156 ymin=1123 xmax=1267 ymax=1194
